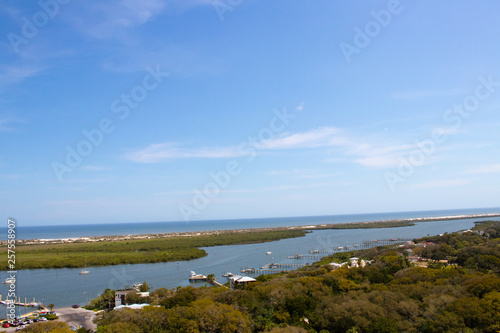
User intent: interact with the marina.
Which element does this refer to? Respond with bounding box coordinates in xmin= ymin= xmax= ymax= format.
xmin=0 ymin=296 xmax=40 ymax=307
xmin=0 ymin=213 xmax=499 ymax=308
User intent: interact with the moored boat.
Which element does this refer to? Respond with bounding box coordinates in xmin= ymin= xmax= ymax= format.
xmin=189 ymin=271 xmax=207 ymax=281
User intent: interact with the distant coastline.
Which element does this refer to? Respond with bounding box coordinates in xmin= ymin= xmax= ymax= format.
xmin=6 ymin=213 xmax=500 ymax=246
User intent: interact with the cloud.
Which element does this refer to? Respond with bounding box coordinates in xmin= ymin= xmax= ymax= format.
xmin=355 ymin=156 xmax=400 ymax=167
xmin=266 ymin=169 xmax=333 ymax=179
xmin=391 ymin=88 xmax=464 ymax=100
xmin=126 ymin=127 xmax=347 ymax=163
xmin=78 ymin=165 xmax=111 ymax=171
xmin=66 ymin=0 xmax=167 ymax=40
xmin=0 ymin=119 xmax=16 ymax=132
xmin=125 ymin=126 xmax=438 ymax=170
xmin=0 ymin=64 xmax=47 ymax=90
xmin=259 ymin=127 xmax=341 ymax=150
xmin=462 ymin=164 xmax=500 ymax=175
xmin=410 ymin=179 xmax=472 ymax=189
xmin=125 ymin=142 xmax=244 ymax=163
xmin=66 ymin=0 xmax=216 ymax=41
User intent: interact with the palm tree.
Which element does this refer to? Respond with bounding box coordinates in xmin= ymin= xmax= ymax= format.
xmin=48 ymin=303 xmax=55 ymax=311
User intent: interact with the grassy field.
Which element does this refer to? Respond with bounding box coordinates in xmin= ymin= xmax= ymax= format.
xmin=1 ymin=229 xmax=307 ymax=270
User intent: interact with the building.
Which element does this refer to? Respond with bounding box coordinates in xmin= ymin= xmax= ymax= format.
xmin=114 ymin=291 xmax=129 ymax=308
xmin=229 ymin=275 xmax=256 ymax=288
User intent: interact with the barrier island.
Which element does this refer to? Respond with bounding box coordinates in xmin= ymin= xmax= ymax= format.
xmin=1 ymin=213 xmax=499 ymax=270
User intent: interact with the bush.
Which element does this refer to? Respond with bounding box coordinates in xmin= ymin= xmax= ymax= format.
xmin=42 ymin=314 xmax=58 ymax=320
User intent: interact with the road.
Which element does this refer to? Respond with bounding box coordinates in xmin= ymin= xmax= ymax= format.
xmin=1 ymin=307 xmax=96 ymax=332
xmin=56 ymin=307 xmax=97 ymax=331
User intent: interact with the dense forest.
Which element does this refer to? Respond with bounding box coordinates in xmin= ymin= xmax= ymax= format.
xmin=26 ymin=220 xmax=500 ymax=332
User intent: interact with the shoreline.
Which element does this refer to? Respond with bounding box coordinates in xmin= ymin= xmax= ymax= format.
xmin=4 ymin=213 xmax=500 ymax=246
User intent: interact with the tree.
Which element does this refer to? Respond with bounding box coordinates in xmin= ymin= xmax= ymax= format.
xmin=98 ymin=321 xmax=143 ymax=333
xmin=48 ymin=303 xmax=55 ymax=311
xmin=139 ymin=281 xmax=149 ymax=292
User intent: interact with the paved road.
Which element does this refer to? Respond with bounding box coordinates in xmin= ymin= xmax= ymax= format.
xmin=1 ymin=307 xmax=97 ymax=332
xmin=56 ymin=307 xmax=97 ymax=331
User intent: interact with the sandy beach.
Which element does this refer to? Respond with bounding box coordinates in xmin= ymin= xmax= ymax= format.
xmin=6 ymin=213 xmax=500 ymax=247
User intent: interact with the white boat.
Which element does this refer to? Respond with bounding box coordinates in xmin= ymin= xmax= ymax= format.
xmin=2 ymin=278 xmax=15 ymax=284
xmin=79 ymin=260 xmax=89 ymax=275
xmin=189 ymin=271 xmax=207 ymax=281
xmin=266 ymin=251 xmax=272 ymax=255
xmin=222 ymin=272 xmax=234 ymax=277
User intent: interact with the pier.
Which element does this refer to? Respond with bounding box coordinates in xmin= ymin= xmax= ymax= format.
xmin=209 ymin=279 xmax=229 ymax=289
xmin=239 ymin=263 xmax=305 ymax=275
xmin=287 ymin=254 xmax=321 ymax=260
xmin=223 ymin=238 xmax=413 ymax=279
xmin=0 ymin=295 xmax=40 ymax=307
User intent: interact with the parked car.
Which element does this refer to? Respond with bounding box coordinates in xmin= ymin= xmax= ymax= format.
xmin=2 ymin=322 xmax=10 ymax=328
xmin=71 ymin=304 xmax=80 ymax=308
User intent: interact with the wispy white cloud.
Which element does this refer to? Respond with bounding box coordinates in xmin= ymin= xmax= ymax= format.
xmin=78 ymin=165 xmax=112 ymax=171
xmin=355 ymin=156 xmax=400 ymax=168
xmin=266 ymin=169 xmax=334 ymax=179
xmin=391 ymin=88 xmax=464 ymax=100
xmin=0 ymin=173 xmax=22 ymax=180
xmin=125 ymin=125 xmax=459 ymax=170
xmin=126 ymin=127 xmax=347 ymax=163
xmin=126 ymin=142 xmax=243 ymax=163
xmin=462 ymin=164 xmax=500 ymax=175
xmin=0 ymin=119 xmax=16 ymax=132
xmin=65 ymin=0 xmax=167 ymax=40
xmin=0 ymin=64 xmax=47 ymax=90
xmin=259 ymin=127 xmax=342 ymax=149
xmin=410 ymin=179 xmax=472 ymax=189
xmin=66 ymin=0 xmax=215 ymax=41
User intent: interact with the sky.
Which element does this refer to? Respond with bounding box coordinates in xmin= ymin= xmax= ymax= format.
xmin=1 ymin=0 xmax=500 ymax=226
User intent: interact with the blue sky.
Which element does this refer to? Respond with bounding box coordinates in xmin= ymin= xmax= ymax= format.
xmin=1 ymin=0 xmax=500 ymax=226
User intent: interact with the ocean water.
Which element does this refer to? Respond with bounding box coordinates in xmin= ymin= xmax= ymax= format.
xmin=1 ymin=208 xmax=500 ymax=310
xmin=3 ymin=207 xmax=500 ymax=240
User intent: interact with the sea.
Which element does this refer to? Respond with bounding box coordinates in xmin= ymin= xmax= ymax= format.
xmin=3 ymin=207 xmax=500 ymax=241
xmin=1 ymin=207 xmax=500 ymax=313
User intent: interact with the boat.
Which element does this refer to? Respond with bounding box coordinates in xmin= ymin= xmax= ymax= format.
xmin=79 ymin=260 xmax=89 ymax=275
xmin=188 ymin=271 xmax=207 ymax=281
xmin=266 ymin=251 xmax=272 ymax=255
xmin=222 ymin=272 xmax=234 ymax=277
xmin=2 ymin=278 xmax=15 ymax=284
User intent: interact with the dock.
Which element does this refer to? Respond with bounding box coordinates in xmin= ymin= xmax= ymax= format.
xmin=0 ymin=296 xmax=40 ymax=307
xmin=222 ymin=238 xmax=412 ymax=278
xmin=209 ymin=279 xmax=229 ymax=289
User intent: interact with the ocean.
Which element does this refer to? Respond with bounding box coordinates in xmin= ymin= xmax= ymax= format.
xmin=3 ymin=207 xmax=500 ymax=240
xmin=1 ymin=207 xmax=500 ymax=310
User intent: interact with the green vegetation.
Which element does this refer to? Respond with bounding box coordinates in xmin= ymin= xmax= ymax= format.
xmin=0 ymin=229 xmax=307 ymax=270
xmin=41 ymin=314 xmax=58 ymax=321
xmin=22 ymin=321 xmax=73 ymax=332
xmin=85 ymin=288 xmax=116 ymax=311
xmin=89 ymin=220 xmax=500 ymax=332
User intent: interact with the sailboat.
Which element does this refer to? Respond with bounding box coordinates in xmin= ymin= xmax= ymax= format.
xmin=79 ymin=260 xmax=89 ymax=275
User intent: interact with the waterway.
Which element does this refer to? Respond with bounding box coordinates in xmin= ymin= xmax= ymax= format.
xmin=1 ymin=215 xmax=497 ymax=312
